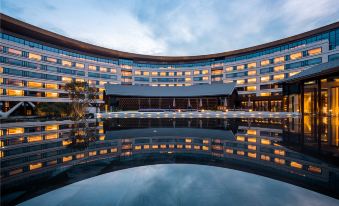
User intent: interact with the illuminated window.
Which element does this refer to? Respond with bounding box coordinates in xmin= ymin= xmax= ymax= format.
xmin=152 ymin=145 xmax=159 ymax=149
xmin=203 ymin=139 xmax=209 ymax=144
xmin=289 ymin=71 xmax=300 ymax=77
xmin=46 ymin=57 xmax=57 ymax=63
xmin=248 ymin=70 xmax=256 ymax=76
xmin=185 ymin=71 xmax=191 ymax=76
xmin=89 ymin=151 xmax=97 ymax=156
xmin=177 ymin=144 xmax=183 ymax=149
xmin=202 ymin=70 xmax=209 ymax=74
xmin=237 ymin=150 xmax=245 ymax=156
xmin=89 ymin=65 xmax=96 ymax=71
xmin=247 ymin=62 xmax=256 ymax=68
xmin=248 ymin=152 xmax=256 ymax=158
xmin=168 ymin=72 xmax=174 ymax=76
xmin=76 ymin=63 xmax=84 ymax=69
xmin=247 ymin=138 xmax=256 ymax=143
xmin=261 ymin=76 xmax=270 ymax=82
xmin=62 ymin=60 xmax=72 ymax=67
xmin=28 ymin=135 xmax=43 ymax=142
xmin=62 ymin=140 xmax=72 ymax=146
xmin=176 ymin=72 xmax=183 ymax=76
xmin=45 ymin=125 xmax=58 ymax=131
xmin=261 ymin=139 xmax=270 ymax=145
xmin=260 ymin=92 xmax=270 ymax=96
xmin=45 ymin=133 xmax=58 ymax=140
xmin=111 ymin=148 xmax=118 ymax=153
xmin=185 ymin=138 xmax=192 ymax=143
xmin=111 ymin=68 xmax=117 ymax=73
xmin=237 ymin=65 xmax=244 ymax=70
xmin=273 ymin=74 xmax=284 ymax=80
xmin=143 ymin=145 xmax=150 ymax=149
xmin=169 ymin=144 xmax=175 ymax=149
xmin=308 ymin=166 xmax=321 ymax=173
xmin=151 ymin=72 xmax=157 ymax=76
xmin=76 ymin=153 xmax=85 ymax=159
xmin=261 ymin=60 xmax=270 ymax=66
xmin=247 ymin=86 xmax=256 ymax=91
xmin=62 ymin=77 xmax=72 ymax=83
xmin=160 ymin=72 xmax=166 ymax=76
xmin=46 ymin=92 xmax=58 ymax=98
xmin=236 ymin=136 xmax=245 ymax=141
xmin=185 ymin=145 xmax=192 ymax=149
xmin=8 ymin=48 xmax=22 ymax=55
xmin=100 ymin=149 xmax=107 ymax=154
xmin=274 ymin=149 xmax=285 ymax=156
xmin=135 ymin=145 xmax=142 ymax=150
xmin=226 ymin=148 xmax=233 ymax=154
xmin=28 ymin=81 xmax=42 ymax=88
xmin=194 ymin=145 xmax=201 ymax=150
xmin=202 ymin=146 xmax=209 ymax=151
xmin=185 ymin=77 xmax=192 ymax=82
xmin=237 ymin=79 xmax=245 ymax=85
xmin=274 ymin=56 xmax=284 ymax=64
xmin=274 ymin=158 xmax=285 ymax=165
xmin=160 ymin=144 xmax=167 ymax=149
xmin=202 ymin=76 xmax=209 ymax=81
xmin=290 ymin=52 xmax=302 ymax=60
xmin=7 ymin=89 xmax=23 ymax=96
xmin=28 ymin=53 xmax=42 ymax=61
xmin=225 ymin=67 xmax=233 ymax=72
xmin=45 ymin=83 xmax=58 ymax=89
xmin=247 ymin=130 xmax=257 ymax=135
xmin=308 ymin=48 xmax=321 ymax=56
xmin=247 ymin=78 xmax=256 ymax=84
xmin=30 ymin=162 xmax=42 ymax=170
xmin=99 ymin=81 xmax=106 ymax=86
xmin=8 ymin=128 xmax=24 ymax=135
xmin=63 ymin=156 xmax=73 ymax=162
xmin=290 ymin=161 xmax=302 ymax=169
xmin=248 ymin=145 xmax=257 ymax=150
xmin=261 ymin=155 xmax=270 ymax=161
xmin=273 ymin=65 xmax=284 ymax=72
xmin=76 ymin=78 xmax=84 ymax=83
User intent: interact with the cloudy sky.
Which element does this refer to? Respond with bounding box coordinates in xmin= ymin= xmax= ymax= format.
xmin=1 ymin=0 xmax=339 ymax=56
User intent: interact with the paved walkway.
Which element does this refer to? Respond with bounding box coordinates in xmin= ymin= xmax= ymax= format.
xmin=97 ymin=111 xmax=300 ymax=118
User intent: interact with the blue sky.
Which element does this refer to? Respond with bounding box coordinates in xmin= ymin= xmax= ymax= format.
xmin=1 ymin=0 xmax=339 ymax=56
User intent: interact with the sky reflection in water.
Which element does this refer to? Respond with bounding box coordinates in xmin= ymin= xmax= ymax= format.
xmin=20 ymin=164 xmax=339 ymax=206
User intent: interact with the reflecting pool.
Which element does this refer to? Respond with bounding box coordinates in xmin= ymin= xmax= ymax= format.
xmin=1 ymin=117 xmax=338 ymax=205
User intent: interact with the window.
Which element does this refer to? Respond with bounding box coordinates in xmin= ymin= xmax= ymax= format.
xmin=308 ymin=48 xmax=321 ymax=56
xmin=261 ymin=76 xmax=270 ymax=83
xmin=46 ymin=57 xmax=57 ymax=63
xmin=111 ymin=68 xmax=117 ymax=73
xmin=247 ymin=86 xmax=256 ymax=91
xmin=274 ymin=65 xmax=284 ymax=72
xmin=62 ymin=60 xmax=72 ymax=67
xmin=248 ymin=152 xmax=256 ymax=158
xmin=30 ymin=162 xmax=42 ymax=170
xmin=194 ymin=70 xmax=200 ymax=75
xmin=247 ymin=78 xmax=256 ymax=84
xmin=8 ymin=127 xmax=24 ymax=134
xmin=237 ymin=65 xmax=244 ymax=70
xmin=75 ymin=63 xmax=84 ymax=69
xmin=290 ymin=52 xmax=302 ymax=60
xmin=151 ymin=72 xmax=157 ymax=76
xmin=135 ymin=70 xmax=141 ymax=75
xmin=45 ymin=83 xmax=58 ymax=89
xmin=274 ymin=149 xmax=285 ymax=156
xmin=274 ymin=56 xmax=284 ymax=64
xmin=89 ymin=65 xmax=96 ymax=71
xmin=28 ymin=81 xmax=42 ymax=88
xmin=202 ymin=76 xmax=209 ymax=81
xmin=247 ymin=62 xmax=256 ymax=68
xmin=185 ymin=71 xmax=191 ymax=76
xmin=248 ymin=70 xmax=256 ymax=76
xmin=62 ymin=77 xmax=72 ymax=82
xmin=63 ymin=156 xmax=73 ymax=162
xmin=45 ymin=125 xmax=58 ymax=131
xmin=202 ymin=70 xmax=209 ymax=74
xmin=261 ymin=60 xmax=269 ymax=66
xmin=290 ymin=161 xmax=302 ymax=169
xmin=289 ymin=71 xmax=300 ymax=77
xmin=7 ymin=89 xmax=23 ymax=96
xmin=260 ymin=92 xmax=270 ymax=96
xmin=237 ymin=79 xmax=245 ymax=85
xmin=100 ymin=67 xmax=107 ymax=72
xmin=261 ymin=155 xmax=270 ymax=161
xmin=273 ymin=74 xmax=284 ymax=80
xmin=185 ymin=77 xmax=191 ymax=82
xmin=28 ymin=53 xmax=41 ymax=61
xmin=261 ymin=139 xmax=270 ymax=145
xmin=8 ymin=48 xmax=22 ymax=56
xmin=225 ymin=67 xmax=233 ymax=72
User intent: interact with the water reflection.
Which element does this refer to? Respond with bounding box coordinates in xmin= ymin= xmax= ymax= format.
xmin=0 ymin=117 xmax=338 ymax=205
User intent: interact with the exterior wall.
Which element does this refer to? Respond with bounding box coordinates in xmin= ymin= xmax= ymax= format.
xmin=0 ymin=25 xmax=339 ymax=114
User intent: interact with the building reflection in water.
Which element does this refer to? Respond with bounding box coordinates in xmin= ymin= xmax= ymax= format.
xmin=0 ymin=118 xmax=338 ymax=205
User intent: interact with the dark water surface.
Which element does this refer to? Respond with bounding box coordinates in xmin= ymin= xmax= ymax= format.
xmin=1 ymin=117 xmax=338 ymax=205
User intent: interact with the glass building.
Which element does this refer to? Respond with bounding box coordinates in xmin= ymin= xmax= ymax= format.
xmin=0 ymin=13 xmax=338 ymax=116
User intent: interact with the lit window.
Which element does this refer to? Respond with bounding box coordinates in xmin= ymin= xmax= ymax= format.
xmin=62 ymin=60 xmax=72 ymax=67
xmin=28 ymin=53 xmax=42 ymax=61
xmin=46 ymin=57 xmax=57 ymax=63
xmin=45 ymin=125 xmax=58 ymax=131
xmin=28 ymin=81 xmax=42 ymax=88
xmin=76 ymin=153 xmax=85 ymax=159
xmin=260 ymin=76 xmax=270 ymax=82
xmin=225 ymin=67 xmax=233 ymax=72
xmin=8 ymin=48 xmax=22 ymax=55
xmin=247 ymin=78 xmax=256 ymax=84
xmin=273 ymin=74 xmax=284 ymax=80
xmin=237 ymin=65 xmax=244 ymax=70
xmin=247 ymin=138 xmax=256 ymax=143
xmin=177 ymin=144 xmax=183 ymax=149
xmin=185 ymin=71 xmax=191 ymax=76
xmin=46 ymin=92 xmax=58 ymax=98
xmin=290 ymin=161 xmax=302 ymax=169
xmin=274 ymin=65 xmax=284 ymax=72
xmin=289 ymin=71 xmax=300 ymax=77
xmin=247 ymin=130 xmax=256 ymax=135
xmin=261 ymin=60 xmax=270 ymax=66
xmin=151 ymin=72 xmax=158 ymax=76
xmin=194 ymin=145 xmax=201 ymax=150
xmin=160 ymin=72 xmax=166 ymax=76
xmin=290 ymin=52 xmax=302 ymax=60
xmin=100 ymin=149 xmax=107 ymax=154
xmin=7 ymin=89 xmax=23 ymax=96
xmin=237 ymin=79 xmax=245 ymax=85
xmin=274 ymin=149 xmax=285 ymax=156
xmin=63 ymin=156 xmax=73 ymax=162
xmin=202 ymin=70 xmax=209 ymax=75
xmin=202 ymin=76 xmax=209 ymax=81
xmin=237 ymin=150 xmax=245 ymax=156
xmin=260 ymin=92 xmax=270 ymax=96
xmin=247 ymin=86 xmax=256 ymax=91
xmin=261 ymin=139 xmax=270 ymax=145
xmin=185 ymin=145 xmax=192 ymax=149
xmin=308 ymin=48 xmax=321 ymax=56
xmin=308 ymin=166 xmax=321 ymax=173
xmin=62 ymin=77 xmax=72 ymax=83
xmin=135 ymin=145 xmax=142 ymax=150
xmin=185 ymin=77 xmax=191 ymax=82
xmin=111 ymin=68 xmax=117 ymax=73
xmin=8 ymin=128 xmax=24 ymax=135
xmin=30 ymin=162 xmax=42 ymax=170
xmin=236 ymin=136 xmax=245 ymax=141
xmin=274 ymin=56 xmax=284 ymax=64
xmin=248 ymin=70 xmax=256 ymax=76
xmin=203 ymin=139 xmax=209 ymax=144
xmin=152 ymin=145 xmax=159 ymax=149
xmin=76 ymin=63 xmax=84 ymax=69
xmin=202 ymin=146 xmax=209 ymax=151
xmin=194 ymin=70 xmax=200 ymax=75
xmin=247 ymin=62 xmax=256 ymax=68
xmin=45 ymin=83 xmax=58 ymax=89
xmin=160 ymin=144 xmax=167 ymax=149
xmin=248 ymin=145 xmax=257 ymax=150
xmin=274 ymin=158 xmax=285 ymax=165
xmin=89 ymin=151 xmax=97 ymax=156
xmin=177 ymin=72 xmax=183 ymax=76
xmin=45 ymin=133 xmax=58 ymax=140
xmin=28 ymin=135 xmax=43 ymax=142
xmin=226 ymin=148 xmax=233 ymax=154
xmin=76 ymin=78 xmax=84 ymax=83
xmin=261 ymin=155 xmax=270 ymax=161
xmin=185 ymin=138 xmax=192 ymax=143
xmin=248 ymin=152 xmax=256 ymax=158
xmin=89 ymin=65 xmax=96 ymax=71
xmin=62 ymin=140 xmax=72 ymax=146
xmin=169 ymin=144 xmax=175 ymax=149
xmin=143 ymin=71 xmax=149 ymax=76
xmin=111 ymin=148 xmax=118 ymax=153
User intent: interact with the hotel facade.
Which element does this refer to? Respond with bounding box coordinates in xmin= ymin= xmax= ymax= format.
xmin=0 ymin=14 xmax=339 ymax=116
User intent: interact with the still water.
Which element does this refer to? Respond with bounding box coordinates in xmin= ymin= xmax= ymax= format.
xmin=1 ymin=117 xmax=339 ymax=205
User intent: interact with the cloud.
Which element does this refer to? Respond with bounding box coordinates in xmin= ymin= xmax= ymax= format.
xmin=1 ymin=0 xmax=339 ymax=56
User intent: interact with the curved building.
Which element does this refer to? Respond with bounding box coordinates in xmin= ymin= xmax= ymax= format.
xmin=0 ymin=13 xmax=338 ymax=116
